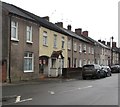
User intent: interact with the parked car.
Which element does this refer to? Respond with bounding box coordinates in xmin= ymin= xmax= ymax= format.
xmin=111 ymin=65 xmax=120 ymax=73
xmin=82 ymin=64 xmax=106 ymax=79
xmin=101 ymin=66 xmax=112 ymax=77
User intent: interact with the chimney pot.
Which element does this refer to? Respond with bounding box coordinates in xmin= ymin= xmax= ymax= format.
xmin=67 ymin=25 xmax=72 ymax=30
xmin=112 ymin=42 xmax=116 ymax=48
xmin=42 ymin=16 xmax=49 ymax=21
xmin=98 ymin=39 xmax=101 ymax=42
xmin=75 ymin=28 xmax=82 ymax=36
xmin=101 ymin=41 xmax=106 ymax=45
xmin=55 ymin=22 xmax=63 ymax=28
xmin=107 ymin=42 xmax=111 ymax=47
xmin=82 ymin=31 xmax=88 ymax=37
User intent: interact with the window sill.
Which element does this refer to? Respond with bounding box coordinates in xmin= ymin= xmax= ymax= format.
xmin=53 ymin=47 xmax=57 ymax=49
xmin=11 ymin=38 xmax=19 ymax=42
xmin=26 ymin=41 xmax=33 ymax=44
xmin=43 ymin=44 xmax=48 ymax=47
xmin=24 ymin=70 xmax=34 ymax=73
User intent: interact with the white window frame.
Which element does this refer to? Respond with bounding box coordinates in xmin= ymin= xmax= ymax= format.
xmin=43 ymin=31 xmax=48 ymax=46
xmin=24 ymin=52 xmax=34 ymax=72
xmin=61 ymin=36 xmax=65 ymax=49
xmin=83 ymin=44 xmax=86 ymax=53
xmin=74 ymin=42 xmax=77 ymax=51
xmin=89 ymin=47 xmax=91 ymax=54
xmin=53 ymin=34 xmax=57 ymax=48
xmin=68 ymin=39 xmax=71 ymax=50
xmin=92 ymin=48 xmax=94 ymax=54
xmin=11 ymin=21 xmax=18 ymax=41
xmin=26 ymin=26 xmax=33 ymax=43
xmin=79 ymin=44 xmax=82 ymax=53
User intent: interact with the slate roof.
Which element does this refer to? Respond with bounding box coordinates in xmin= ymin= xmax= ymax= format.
xmin=97 ymin=41 xmax=111 ymax=49
xmin=2 ymin=2 xmax=94 ymax=44
xmin=10 ymin=4 xmax=69 ymax=35
xmin=56 ymin=26 xmax=91 ymax=43
xmin=8 ymin=2 xmax=92 ymax=43
xmin=2 ymin=2 xmax=36 ymax=22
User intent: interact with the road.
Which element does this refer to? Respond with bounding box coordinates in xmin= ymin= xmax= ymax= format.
xmin=2 ymin=74 xmax=119 ymax=105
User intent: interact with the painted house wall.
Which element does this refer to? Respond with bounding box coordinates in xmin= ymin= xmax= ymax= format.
xmin=39 ymin=26 xmax=68 ymax=76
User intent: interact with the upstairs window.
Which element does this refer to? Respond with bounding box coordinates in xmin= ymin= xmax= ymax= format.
xmin=11 ymin=21 xmax=18 ymax=41
xmin=68 ymin=39 xmax=71 ymax=50
xmin=26 ymin=26 xmax=32 ymax=43
xmin=83 ymin=44 xmax=87 ymax=53
xmin=74 ymin=42 xmax=77 ymax=51
xmin=43 ymin=31 xmax=48 ymax=46
xmin=92 ymin=48 xmax=94 ymax=54
xmin=89 ymin=47 xmax=91 ymax=54
xmin=61 ymin=36 xmax=65 ymax=49
xmin=53 ymin=34 xmax=57 ymax=48
xmin=79 ymin=44 xmax=82 ymax=53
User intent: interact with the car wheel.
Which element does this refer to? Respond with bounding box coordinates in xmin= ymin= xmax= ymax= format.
xmin=104 ymin=72 xmax=107 ymax=77
xmin=83 ymin=76 xmax=86 ymax=80
xmin=97 ymin=72 xmax=101 ymax=79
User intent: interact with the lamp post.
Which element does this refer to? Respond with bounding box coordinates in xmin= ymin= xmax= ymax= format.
xmin=111 ymin=36 xmax=114 ymax=66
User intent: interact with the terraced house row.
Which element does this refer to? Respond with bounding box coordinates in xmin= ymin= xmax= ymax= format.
xmin=1 ymin=2 xmax=120 ymax=82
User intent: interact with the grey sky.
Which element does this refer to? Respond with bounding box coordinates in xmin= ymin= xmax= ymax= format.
xmin=2 ymin=0 xmax=119 ymax=46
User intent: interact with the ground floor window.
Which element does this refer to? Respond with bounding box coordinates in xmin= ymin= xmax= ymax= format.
xmin=51 ymin=58 xmax=56 ymax=68
xmin=24 ymin=52 xmax=34 ymax=72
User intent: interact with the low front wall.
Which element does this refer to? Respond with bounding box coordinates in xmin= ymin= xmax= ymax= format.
xmin=62 ymin=67 xmax=82 ymax=79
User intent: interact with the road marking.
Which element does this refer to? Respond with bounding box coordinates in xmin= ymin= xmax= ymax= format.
xmin=48 ymin=85 xmax=93 ymax=95
xmin=78 ymin=85 xmax=93 ymax=90
xmin=15 ymin=96 xmax=21 ymax=102
xmin=48 ymin=91 xmax=55 ymax=95
xmin=14 ymin=98 xmax=32 ymax=103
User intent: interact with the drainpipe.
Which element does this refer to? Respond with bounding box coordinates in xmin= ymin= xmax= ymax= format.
xmin=8 ymin=14 xmax=11 ymax=83
xmin=72 ymin=37 xmax=73 ymax=67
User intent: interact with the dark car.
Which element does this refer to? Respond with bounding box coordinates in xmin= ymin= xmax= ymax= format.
xmin=111 ymin=65 xmax=120 ymax=73
xmin=101 ymin=66 xmax=112 ymax=77
xmin=82 ymin=64 xmax=106 ymax=79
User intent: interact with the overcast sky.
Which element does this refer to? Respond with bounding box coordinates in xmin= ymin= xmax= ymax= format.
xmin=2 ymin=0 xmax=119 ymax=46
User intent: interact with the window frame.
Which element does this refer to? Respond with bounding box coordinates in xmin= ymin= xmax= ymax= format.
xmin=68 ymin=39 xmax=71 ymax=50
xmin=53 ymin=34 xmax=57 ymax=48
xmin=11 ymin=21 xmax=18 ymax=41
xmin=24 ymin=52 xmax=34 ymax=73
xmin=61 ymin=36 xmax=65 ymax=49
xmin=26 ymin=26 xmax=33 ymax=43
xmin=74 ymin=42 xmax=77 ymax=52
xmin=43 ymin=31 xmax=48 ymax=46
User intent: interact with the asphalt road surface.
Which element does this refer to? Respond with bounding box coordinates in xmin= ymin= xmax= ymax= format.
xmin=2 ymin=73 xmax=119 ymax=105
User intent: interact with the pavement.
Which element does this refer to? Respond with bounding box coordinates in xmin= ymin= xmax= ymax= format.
xmin=1 ymin=77 xmax=78 ymax=86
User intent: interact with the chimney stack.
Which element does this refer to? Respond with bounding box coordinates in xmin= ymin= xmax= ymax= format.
xmin=67 ymin=25 xmax=72 ymax=31
xmin=112 ymin=42 xmax=116 ymax=48
xmin=107 ymin=42 xmax=111 ymax=47
xmin=55 ymin=22 xmax=63 ymax=28
xmin=98 ymin=39 xmax=101 ymax=42
xmin=101 ymin=40 xmax=106 ymax=45
xmin=42 ymin=16 xmax=49 ymax=21
xmin=82 ymin=31 xmax=88 ymax=37
xmin=75 ymin=28 xmax=82 ymax=36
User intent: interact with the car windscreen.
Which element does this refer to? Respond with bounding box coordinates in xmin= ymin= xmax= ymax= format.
xmin=83 ymin=65 xmax=94 ymax=69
